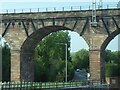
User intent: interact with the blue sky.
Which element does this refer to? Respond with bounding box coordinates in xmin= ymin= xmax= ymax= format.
xmin=0 ymin=0 xmax=120 ymax=2
xmin=0 ymin=1 xmax=120 ymax=52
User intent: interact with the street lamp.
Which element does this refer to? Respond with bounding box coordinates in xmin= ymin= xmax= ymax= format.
xmin=56 ymin=43 xmax=68 ymax=82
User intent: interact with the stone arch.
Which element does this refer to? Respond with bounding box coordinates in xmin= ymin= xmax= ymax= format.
xmin=99 ymin=28 xmax=120 ymax=82
xmin=20 ymin=25 xmax=73 ymax=81
xmin=101 ymin=28 xmax=120 ymax=51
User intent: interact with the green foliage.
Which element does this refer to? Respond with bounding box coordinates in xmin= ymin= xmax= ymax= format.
xmin=34 ymin=31 xmax=73 ymax=82
xmin=105 ymin=50 xmax=120 ymax=77
xmin=105 ymin=50 xmax=120 ymax=64
xmin=71 ymin=49 xmax=89 ymax=72
xmin=2 ymin=43 xmax=11 ymax=82
xmin=71 ymin=49 xmax=120 ymax=77
xmin=105 ymin=62 xmax=119 ymax=77
xmin=34 ymin=31 xmax=120 ymax=81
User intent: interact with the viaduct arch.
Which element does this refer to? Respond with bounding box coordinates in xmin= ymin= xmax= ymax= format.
xmin=20 ymin=26 xmax=71 ymax=81
xmin=0 ymin=8 xmax=120 ymax=83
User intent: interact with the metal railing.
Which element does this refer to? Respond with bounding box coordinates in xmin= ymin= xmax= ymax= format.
xmin=0 ymin=80 xmax=111 ymax=89
xmin=0 ymin=3 xmax=119 ymax=14
xmin=0 ymin=81 xmax=81 ymax=89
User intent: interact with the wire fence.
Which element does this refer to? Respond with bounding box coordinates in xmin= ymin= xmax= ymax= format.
xmin=0 ymin=80 xmax=111 ymax=90
xmin=0 ymin=3 xmax=119 ymax=14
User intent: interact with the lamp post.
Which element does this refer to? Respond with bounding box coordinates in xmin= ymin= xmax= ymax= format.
xmin=56 ymin=43 xmax=68 ymax=82
xmin=65 ymin=43 xmax=67 ymax=82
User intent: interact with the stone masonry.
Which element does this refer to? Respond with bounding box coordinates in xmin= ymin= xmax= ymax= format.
xmin=0 ymin=8 xmax=120 ymax=82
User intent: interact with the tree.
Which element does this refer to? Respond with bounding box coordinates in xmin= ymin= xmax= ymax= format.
xmin=105 ymin=62 xmax=119 ymax=77
xmin=2 ymin=42 xmax=11 ymax=82
xmin=34 ymin=31 xmax=73 ymax=82
xmin=105 ymin=50 xmax=120 ymax=77
xmin=104 ymin=50 xmax=118 ymax=63
xmin=71 ymin=49 xmax=89 ymax=72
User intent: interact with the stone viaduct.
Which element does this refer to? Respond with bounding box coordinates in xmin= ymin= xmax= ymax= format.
xmin=0 ymin=8 xmax=120 ymax=83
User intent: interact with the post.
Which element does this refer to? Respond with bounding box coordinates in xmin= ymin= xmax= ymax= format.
xmin=0 ymin=23 xmax=2 ymax=81
xmin=30 ymin=8 xmax=31 ymax=12
xmin=54 ymin=7 xmax=56 ymax=11
xmin=14 ymin=9 xmax=15 ymax=13
xmin=71 ymin=6 xmax=73 ymax=11
xmin=6 ymin=10 xmax=8 ymax=13
xmin=65 ymin=44 xmax=67 ymax=82
xmin=38 ymin=8 xmax=39 ymax=12
xmin=62 ymin=7 xmax=64 ymax=11
xmin=80 ymin=6 xmax=81 ymax=10
xmin=46 ymin=8 xmax=48 ymax=12
xmin=22 ymin=9 xmax=23 ymax=13
xmin=0 ymin=43 xmax=2 ymax=81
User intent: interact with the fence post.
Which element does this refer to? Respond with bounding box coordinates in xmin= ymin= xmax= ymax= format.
xmin=107 ymin=5 xmax=109 ymax=9
xmin=22 ymin=9 xmax=23 ymax=13
xmin=71 ymin=6 xmax=73 ymax=11
xmin=38 ymin=8 xmax=39 ymax=12
xmin=23 ymin=81 xmax=26 ymax=89
xmin=69 ymin=82 xmax=71 ymax=87
xmin=14 ymin=9 xmax=15 ymax=13
xmin=46 ymin=8 xmax=48 ymax=12
xmin=54 ymin=7 xmax=56 ymax=11
xmin=44 ymin=82 xmax=46 ymax=88
xmin=2 ymin=82 xmax=4 ymax=89
xmin=71 ymin=82 xmax=73 ymax=87
xmin=11 ymin=82 xmax=12 ymax=89
xmin=28 ymin=82 xmax=32 ymax=90
xmin=80 ymin=6 xmax=81 ymax=10
xmin=62 ymin=7 xmax=64 ymax=11
xmin=76 ymin=81 xmax=77 ymax=86
xmin=89 ymin=6 xmax=91 ymax=10
xmin=18 ymin=82 xmax=20 ymax=89
xmin=56 ymin=82 xmax=57 ymax=88
xmin=16 ymin=82 xmax=18 ymax=88
xmin=41 ymin=82 xmax=42 ymax=89
xmin=6 ymin=10 xmax=8 ymax=13
xmin=30 ymin=8 xmax=31 ymax=12
xmin=38 ymin=82 xmax=40 ymax=89
xmin=12 ymin=82 xmax=13 ymax=89
xmin=63 ymin=81 xmax=64 ymax=87
xmin=20 ymin=81 xmax=22 ymax=90
xmin=8 ymin=82 xmax=10 ymax=89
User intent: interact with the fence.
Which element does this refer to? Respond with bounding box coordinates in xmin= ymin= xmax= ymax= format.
xmin=0 ymin=81 xmax=111 ymax=90
xmin=0 ymin=81 xmax=81 ymax=89
xmin=0 ymin=3 xmax=119 ymax=14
